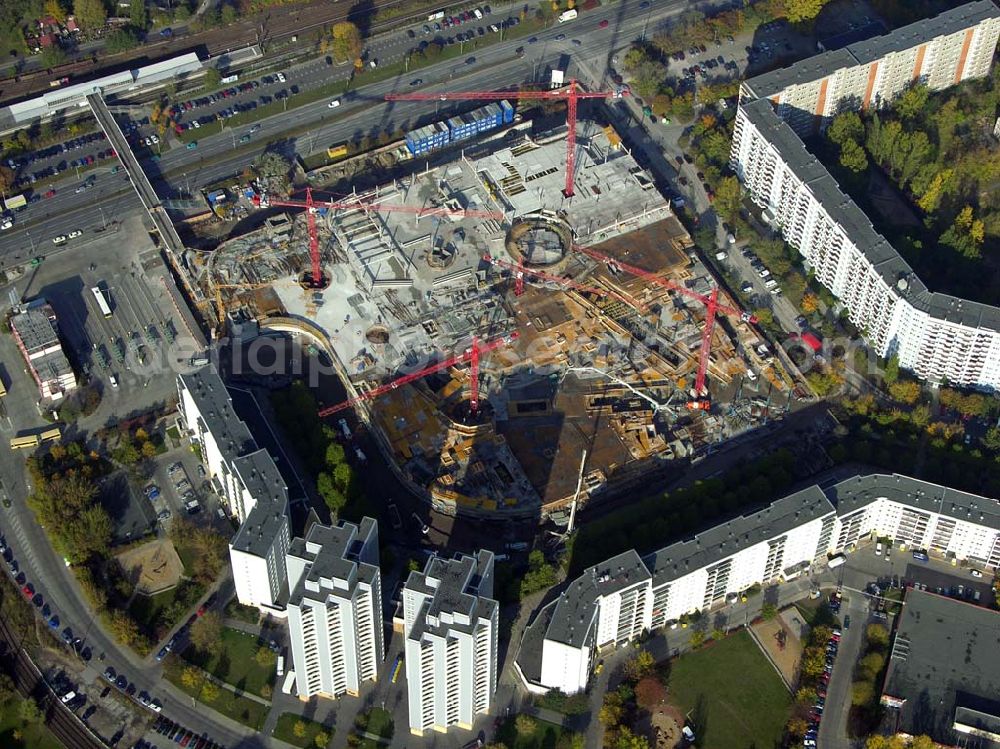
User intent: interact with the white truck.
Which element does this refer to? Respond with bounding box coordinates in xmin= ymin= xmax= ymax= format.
xmin=558 ymin=8 xmax=577 ymax=22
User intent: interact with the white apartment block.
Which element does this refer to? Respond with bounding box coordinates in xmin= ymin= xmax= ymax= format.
xmin=517 ymin=473 xmax=1000 ymax=696
xmin=10 ymin=305 xmax=77 ymax=401
xmin=403 ymin=550 xmax=498 ymax=736
xmin=285 ymin=518 xmax=384 ymax=700
xmin=731 ymin=1 xmax=1000 ymax=390
xmin=177 ymin=366 xmax=291 ymax=609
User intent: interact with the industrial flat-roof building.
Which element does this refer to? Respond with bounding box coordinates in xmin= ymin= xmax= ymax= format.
xmin=882 ymin=588 xmax=1000 ymax=744
xmin=517 ymin=473 xmax=1000 ymax=696
xmin=10 ymin=304 xmax=76 ymax=401
xmin=731 ymin=1 xmax=1000 ymax=390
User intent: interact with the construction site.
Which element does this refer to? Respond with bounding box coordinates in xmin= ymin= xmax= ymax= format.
xmin=186 ymin=108 xmax=795 ymax=519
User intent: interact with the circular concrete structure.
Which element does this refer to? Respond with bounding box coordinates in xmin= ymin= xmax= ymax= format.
xmin=505 ymin=212 xmax=573 ymax=267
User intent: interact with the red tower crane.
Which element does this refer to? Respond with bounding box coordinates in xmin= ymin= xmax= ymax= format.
xmin=385 ymin=80 xmax=627 ymax=197
xmin=253 ymin=189 xmax=506 ymax=288
xmin=317 ymin=332 xmax=519 ymax=417
xmin=572 ymin=244 xmax=757 ymax=402
xmin=482 ymin=253 xmax=645 ymax=311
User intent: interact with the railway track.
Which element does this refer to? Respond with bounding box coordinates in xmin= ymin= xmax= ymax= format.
xmin=0 ymin=608 xmax=107 ymax=749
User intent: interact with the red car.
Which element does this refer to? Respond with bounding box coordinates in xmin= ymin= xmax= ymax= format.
xmin=196 ymin=605 xmax=206 ymax=617
xmin=43 ymin=190 xmax=56 ymax=199
xmin=599 ymin=19 xmax=609 ymax=28
xmin=21 ymin=583 xmax=33 ymax=598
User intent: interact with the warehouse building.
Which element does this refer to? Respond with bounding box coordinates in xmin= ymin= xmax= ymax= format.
xmin=731 ymin=0 xmax=1000 ymax=389
xmin=517 ymin=473 xmax=1000 ymax=696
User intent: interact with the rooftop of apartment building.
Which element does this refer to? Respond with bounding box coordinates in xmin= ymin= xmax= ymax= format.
xmin=179 ymin=366 xmax=257 ymax=462
xmin=744 ymin=0 xmax=1000 ymax=99
xmin=230 ymin=500 xmax=288 ymax=559
xmin=882 ymin=588 xmax=1000 ymax=742
xmin=11 ymin=305 xmax=60 ymax=352
xmin=644 ymin=484 xmax=834 ymax=588
xmin=406 ymin=550 xmax=497 ymax=640
xmin=233 ymin=448 xmax=290 ymax=508
xmin=738 ymin=98 xmax=1000 ymax=333
xmin=827 ymin=473 xmax=1000 ymax=532
xmin=546 ymin=549 xmax=650 ymax=649
xmin=287 ymin=518 xmax=379 ymax=606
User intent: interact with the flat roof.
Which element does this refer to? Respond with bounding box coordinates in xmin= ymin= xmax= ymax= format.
xmin=406 ymin=550 xmax=497 ymax=641
xmin=179 ymin=366 xmax=256 ymax=464
xmin=230 ymin=500 xmax=287 ymax=558
xmin=287 ymin=518 xmax=379 ymax=607
xmin=883 ymin=588 xmax=1000 ymax=741
xmin=11 ymin=307 xmax=60 ymax=352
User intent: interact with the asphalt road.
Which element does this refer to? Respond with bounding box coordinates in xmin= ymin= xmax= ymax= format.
xmin=0 ymin=0 xmax=696 ymax=258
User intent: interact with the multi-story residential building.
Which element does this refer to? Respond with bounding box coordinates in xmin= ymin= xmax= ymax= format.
xmin=731 ymin=0 xmax=1000 ymax=390
xmin=285 ymin=518 xmax=384 ymax=700
xmin=403 ymin=550 xmax=498 ymax=736
xmin=10 ymin=304 xmax=77 ymax=401
xmin=176 ymin=366 xmax=291 ymax=609
xmin=517 ymin=473 xmax=1000 ymax=695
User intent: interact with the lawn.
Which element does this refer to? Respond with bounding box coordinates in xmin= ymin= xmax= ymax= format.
xmin=0 ymin=697 xmax=62 ymax=749
xmin=273 ymin=712 xmax=333 ymax=748
xmin=354 ymin=707 xmax=393 ymax=739
xmin=495 ymin=716 xmax=574 ymax=749
xmin=163 ymin=656 xmax=269 ymax=730
xmin=128 ymin=579 xmax=205 ymax=637
xmin=182 ymin=627 xmax=275 ymax=696
xmin=667 ymin=630 xmax=792 ymax=749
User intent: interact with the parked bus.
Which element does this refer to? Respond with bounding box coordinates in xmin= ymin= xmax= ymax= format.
xmin=220 ymin=74 xmax=239 ymax=84
xmin=0 ymin=376 xmax=7 ymax=397
xmin=427 ymin=9 xmax=445 ymax=21
xmin=4 ymin=194 xmax=27 ymax=211
xmin=327 ymin=143 xmax=349 ymax=160
xmin=827 ymin=554 xmax=846 ymax=569
xmin=91 ymin=286 xmax=112 ymax=318
xmin=391 ymin=654 xmax=403 ymax=683
xmin=40 ymin=427 xmax=61 ymax=443
xmin=10 ymin=434 xmax=40 ymax=450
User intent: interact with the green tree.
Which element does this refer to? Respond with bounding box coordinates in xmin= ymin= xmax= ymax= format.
xmin=107 ymin=609 xmax=142 ymax=647
xmin=713 ymin=176 xmax=741 ymax=221
xmin=858 ymin=651 xmax=886 ymax=681
xmin=73 ymin=0 xmax=108 ymax=30
xmin=982 ymin=426 xmax=1000 ymax=452
xmin=598 ymin=692 xmax=624 ymax=727
xmin=785 ymin=0 xmax=828 ymax=23
xmin=38 ymin=45 xmax=67 ymax=69
xmin=220 ymin=3 xmax=237 ymax=24
xmin=200 ymin=681 xmax=220 ymax=702
xmin=331 ymin=21 xmax=362 ymax=62
xmin=612 ymin=726 xmax=650 ymax=749
xmin=839 ymin=139 xmax=868 ymax=173
xmin=0 ymin=673 xmax=15 ymax=704
xmin=315 ymin=731 xmax=330 ymax=748
xmin=255 ymin=646 xmax=277 ymax=668
xmin=203 ymin=67 xmax=222 ymax=91
xmin=800 ymin=648 xmax=826 ymax=678
xmin=883 ymin=354 xmax=899 ymax=384
xmin=689 ymin=629 xmax=706 ymax=647
xmin=866 ymin=623 xmax=890 ymax=648
xmin=18 ymin=696 xmax=43 ymax=723
xmin=190 ymin=611 xmax=223 ymax=655
xmin=515 ymin=714 xmax=537 ymax=736
xmin=317 ymin=472 xmax=347 ymax=515
xmin=45 ymin=0 xmax=68 ymax=22
xmin=760 ymin=602 xmax=778 ymax=620
xmin=827 ymin=111 xmax=864 ymax=146
xmin=888 ymin=380 xmax=921 ymax=405
xmin=128 ymin=0 xmax=148 ymax=29
xmin=293 ymin=720 xmax=307 ymax=738
xmin=851 ymin=680 xmax=874 ymax=706
xmin=622 ymin=650 xmax=655 ymax=682
xmin=895 ymin=84 xmax=928 ymax=120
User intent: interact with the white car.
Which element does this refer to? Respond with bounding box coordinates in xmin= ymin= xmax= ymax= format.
xmin=275 ymin=72 xmax=286 ymax=83
xmin=150 ymin=134 xmax=159 ymax=144
xmin=971 ymin=569 xmax=984 ymax=578
xmin=192 ymin=119 xmax=200 ymax=128
xmin=68 ymin=230 xmax=82 ymax=239
xmin=0 ymin=217 xmax=13 ymax=230
xmin=53 ymin=234 xmax=67 ymax=245
xmin=328 ymin=99 xmax=341 ymax=108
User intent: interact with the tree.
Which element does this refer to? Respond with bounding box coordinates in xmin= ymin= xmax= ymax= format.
xmin=0 ymin=673 xmax=15 ymax=704
xmin=895 ymin=84 xmax=929 ymax=121
xmin=181 ymin=666 xmax=202 ymax=689
xmin=0 ymin=166 xmax=15 ymax=198
xmin=293 ymin=720 xmax=307 ymax=738
xmin=622 ymin=650 xmax=655 ymax=682
xmin=612 ymin=726 xmax=650 ymax=749
xmin=761 ymin=602 xmax=778 ymax=620
xmin=18 ymin=696 xmax=43 ymax=723
xmin=220 ymin=3 xmax=237 ymax=24
xmin=908 ymin=736 xmax=935 ymax=749
xmin=753 ymin=308 xmax=774 ymax=327
xmin=73 ymin=0 xmax=108 ymax=31
xmin=45 ymin=0 xmax=68 ymax=23
xmin=598 ymin=692 xmax=624 ymax=727
xmin=260 ymin=684 xmax=273 ymax=699
xmin=315 ymin=731 xmax=330 ymax=748
xmin=317 ymin=472 xmax=347 ymax=515
xmin=888 ymin=380 xmax=921 ymax=405
xmin=828 ymin=112 xmax=864 ymax=147
xmin=800 ymin=648 xmax=826 ymax=678
xmin=839 ymin=139 xmax=868 ymax=173
xmin=916 ymin=169 xmax=953 ymax=214
xmin=851 ymin=680 xmax=874 ymax=706
xmin=866 ymin=623 xmax=890 ymax=648
xmin=784 ymin=0 xmax=828 ymax=23
xmin=128 ymin=0 xmax=148 ymax=30
xmin=713 ymin=176 xmax=741 ymax=220
xmin=38 ymin=45 xmax=66 ymax=69
xmin=786 ymin=717 xmax=809 ymax=738
xmin=689 ymin=629 xmax=706 ymax=647
xmin=800 ymin=293 xmax=820 ymax=314
xmin=515 ymin=714 xmax=537 ymax=737
xmin=331 ymin=22 xmax=362 ymax=62
xmin=190 ymin=611 xmax=223 ymax=655
xmin=203 ymin=67 xmax=222 ymax=91
xmin=200 ymin=681 xmax=220 ymax=702
xmin=141 ymin=440 xmax=158 ymax=459
xmin=982 ymin=426 xmax=1000 ymax=452
xmin=255 ymin=646 xmax=277 ymax=668
xmin=883 ymin=354 xmax=899 ymax=385
xmin=858 ymin=651 xmax=886 ymax=681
